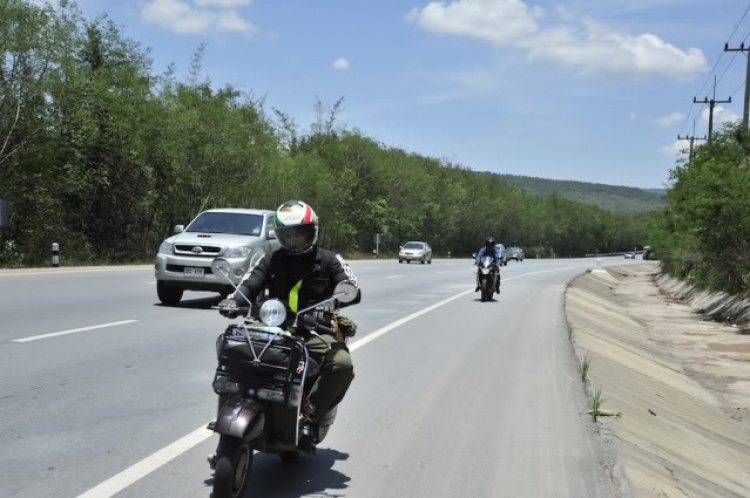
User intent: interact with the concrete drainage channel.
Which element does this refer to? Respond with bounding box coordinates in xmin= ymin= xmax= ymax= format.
xmin=564 ymin=263 xmax=750 ymax=498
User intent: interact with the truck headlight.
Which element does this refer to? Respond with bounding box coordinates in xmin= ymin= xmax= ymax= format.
xmin=158 ymin=242 xmax=174 ymax=254
xmin=224 ymin=246 xmax=251 ymax=258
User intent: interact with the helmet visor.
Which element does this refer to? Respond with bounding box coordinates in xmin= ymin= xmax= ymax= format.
xmin=276 ymin=224 xmax=317 ymax=254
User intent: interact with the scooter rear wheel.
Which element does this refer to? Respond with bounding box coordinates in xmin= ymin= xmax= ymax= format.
xmin=213 ymin=436 xmax=253 ymax=498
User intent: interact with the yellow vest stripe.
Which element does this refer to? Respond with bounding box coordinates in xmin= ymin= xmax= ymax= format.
xmin=289 ymin=279 xmax=304 ymax=313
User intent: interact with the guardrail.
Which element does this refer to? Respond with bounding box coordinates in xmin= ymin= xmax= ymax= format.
xmin=584 ymin=251 xmax=644 ymax=258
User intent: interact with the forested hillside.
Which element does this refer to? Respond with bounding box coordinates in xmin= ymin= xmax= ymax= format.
xmin=496 ymin=174 xmax=665 ymax=213
xmin=0 ymin=0 xmax=650 ymax=266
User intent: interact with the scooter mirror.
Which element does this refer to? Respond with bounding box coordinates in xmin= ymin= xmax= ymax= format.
xmin=334 ymin=280 xmax=358 ymax=304
xmin=211 ymin=258 xmax=232 ymax=282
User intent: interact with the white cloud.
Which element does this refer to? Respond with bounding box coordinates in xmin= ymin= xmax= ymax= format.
xmin=142 ymin=0 xmax=215 ymax=34
xmin=408 ymin=0 xmax=707 ymax=80
xmin=217 ymin=9 xmax=255 ymax=33
xmin=407 ymin=0 xmax=542 ymax=46
xmin=332 ymin=58 xmax=350 ymax=70
xmin=141 ymin=0 xmax=254 ymax=35
xmin=655 ymin=112 xmax=685 ymax=128
xmin=702 ymin=106 xmax=741 ymax=127
xmin=629 ymin=112 xmax=638 ymax=121
xmin=661 ymin=139 xmax=690 ymax=156
xmin=195 ymin=0 xmax=251 ymax=6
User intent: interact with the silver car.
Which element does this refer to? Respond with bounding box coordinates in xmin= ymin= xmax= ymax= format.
xmin=399 ymin=241 xmax=433 ymax=264
xmin=506 ymin=246 xmax=525 ymax=262
xmin=154 ymin=208 xmax=280 ymax=305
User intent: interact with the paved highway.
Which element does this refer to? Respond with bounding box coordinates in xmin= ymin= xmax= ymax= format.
xmin=0 ymin=257 xmax=637 ymax=498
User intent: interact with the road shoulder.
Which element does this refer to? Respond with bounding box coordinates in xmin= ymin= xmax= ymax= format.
xmin=566 ymin=263 xmax=750 ymax=498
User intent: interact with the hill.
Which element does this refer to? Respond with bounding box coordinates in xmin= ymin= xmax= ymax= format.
xmin=495 ymin=174 xmax=665 ymax=213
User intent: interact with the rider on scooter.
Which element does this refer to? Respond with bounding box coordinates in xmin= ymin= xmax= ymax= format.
xmin=218 ymin=200 xmax=361 ymax=449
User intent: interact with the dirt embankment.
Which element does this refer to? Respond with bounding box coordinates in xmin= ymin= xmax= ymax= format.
xmin=566 ymin=263 xmax=750 ymax=498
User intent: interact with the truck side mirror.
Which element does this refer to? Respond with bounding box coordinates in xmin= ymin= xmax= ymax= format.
xmin=267 ymin=230 xmax=276 ymax=240
xmin=173 ymin=225 xmax=184 ymax=234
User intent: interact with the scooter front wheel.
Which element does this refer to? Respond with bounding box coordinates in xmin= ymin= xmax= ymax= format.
xmin=213 ymin=436 xmax=253 ymax=498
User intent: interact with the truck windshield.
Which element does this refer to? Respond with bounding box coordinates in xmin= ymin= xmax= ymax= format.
xmin=187 ymin=212 xmax=263 ymax=236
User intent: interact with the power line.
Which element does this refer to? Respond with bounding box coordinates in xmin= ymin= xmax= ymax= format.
xmin=731 ymin=79 xmax=746 ymax=96
xmin=679 ymin=2 xmax=750 ymax=135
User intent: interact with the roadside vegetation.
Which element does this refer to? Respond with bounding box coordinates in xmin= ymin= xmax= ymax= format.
xmin=648 ymin=122 xmax=750 ymax=296
xmin=0 ymin=0 xmax=651 ymax=267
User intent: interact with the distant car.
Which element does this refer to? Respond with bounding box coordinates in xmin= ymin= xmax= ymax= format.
xmin=494 ymin=244 xmax=509 ymax=266
xmin=506 ymin=246 xmax=525 ymax=262
xmin=624 ymin=252 xmax=636 ymax=259
xmin=399 ymin=241 xmax=432 ymax=264
xmin=154 ymin=208 xmax=281 ymax=305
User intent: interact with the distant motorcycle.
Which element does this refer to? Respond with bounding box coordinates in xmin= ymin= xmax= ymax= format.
xmin=208 ymin=257 xmax=358 ymax=498
xmin=476 ymin=255 xmax=500 ymax=302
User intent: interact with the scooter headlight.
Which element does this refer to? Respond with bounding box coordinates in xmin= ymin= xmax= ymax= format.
xmin=259 ymin=299 xmax=287 ymax=327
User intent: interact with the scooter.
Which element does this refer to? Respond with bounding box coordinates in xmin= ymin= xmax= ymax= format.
xmin=208 ymin=257 xmax=358 ymax=498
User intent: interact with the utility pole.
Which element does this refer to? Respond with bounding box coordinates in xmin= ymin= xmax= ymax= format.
xmin=724 ymin=42 xmax=750 ymax=129
xmin=693 ymin=95 xmax=732 ymax=143
xmin=677 ymin=134 xmax=707 ymax=163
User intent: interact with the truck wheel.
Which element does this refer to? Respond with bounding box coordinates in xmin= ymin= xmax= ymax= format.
xmin=157 ymin=281 xmax=183 ymax=306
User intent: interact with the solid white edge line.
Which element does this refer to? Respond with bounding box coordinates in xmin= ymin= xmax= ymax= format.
xmin=73 ymin=262 xmax=592 ymax=498
xmin=386 ymin=275 xmax=404 ymax=280
xmin=12 ymin=320 xmax=139 ymax=343
xmin=75 ymin=425 xmax=213 ymax=498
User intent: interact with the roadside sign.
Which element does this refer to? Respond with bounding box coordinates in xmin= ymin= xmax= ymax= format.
xmin=0 ymin=198 xmax=8 ymax=227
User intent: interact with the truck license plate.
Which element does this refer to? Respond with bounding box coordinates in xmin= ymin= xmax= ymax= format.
xmin=184 ymin=267 xmax=205 ymax=278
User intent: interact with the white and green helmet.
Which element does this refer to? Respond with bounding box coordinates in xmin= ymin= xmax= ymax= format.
xmin=274 ymin=200 xmax=319 ymax=255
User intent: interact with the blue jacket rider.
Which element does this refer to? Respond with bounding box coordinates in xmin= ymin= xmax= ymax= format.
xmin=475 ymin=237 xmax=502 ymax=264
xmin=475 ymin=236 xmax=501 ymax=292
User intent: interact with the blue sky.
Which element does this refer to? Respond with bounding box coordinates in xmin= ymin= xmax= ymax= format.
xmin=70 ymin=0 xmax=749 ymax=188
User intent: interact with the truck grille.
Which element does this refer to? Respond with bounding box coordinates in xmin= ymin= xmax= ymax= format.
xmin=174 ymin=245 xmax=223 ymax=257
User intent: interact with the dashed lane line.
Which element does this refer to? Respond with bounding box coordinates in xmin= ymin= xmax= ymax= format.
xmin=12 ymin=320 xmax=139 ymax=343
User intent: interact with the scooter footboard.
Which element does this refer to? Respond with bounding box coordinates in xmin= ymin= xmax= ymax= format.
xmin=215 ymin=399 xmax=265 ymax=440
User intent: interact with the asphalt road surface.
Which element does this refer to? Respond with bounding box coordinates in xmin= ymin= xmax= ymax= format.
xmin=0 ymin=256 xmax=639 ymax=498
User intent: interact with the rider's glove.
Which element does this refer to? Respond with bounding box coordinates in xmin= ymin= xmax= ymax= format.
xmin=218 ymin=299 xmax=239 ymax=318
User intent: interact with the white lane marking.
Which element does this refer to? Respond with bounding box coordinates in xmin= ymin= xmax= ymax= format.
xmin=73 ymin=263 xmax=590 ymax=498
xmin=75 ymin=425 xmax=212 ymax=498
xmin=12 ymin=320 xmax=139 ymax=343
xmin=0 ymin=267 xmax=152 ymax=277
xmin=437 ymin=271 xmax=449 ymax=274
xmin=145 ymin=281 xmax=156 ymax=285
xmin=348 ymin=288 xmax=474 ymax=351
xmin=386 ymin=275 xmax=404 ymax=280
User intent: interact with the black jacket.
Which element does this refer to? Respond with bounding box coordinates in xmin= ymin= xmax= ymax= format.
xmin=233 ymin=246 xmax=360 ymax=311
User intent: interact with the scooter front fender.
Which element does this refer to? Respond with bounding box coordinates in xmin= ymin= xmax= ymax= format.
xmin=215 ymin=398 xmax=265 ymax=440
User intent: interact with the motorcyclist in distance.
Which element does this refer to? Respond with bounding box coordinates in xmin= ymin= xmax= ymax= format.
xmin=475 ymin=236 xmax=501 ymax=293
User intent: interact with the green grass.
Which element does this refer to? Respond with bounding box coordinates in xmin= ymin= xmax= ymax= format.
xmin=590 ymin=387 xmax=604 ymax=421
xmin=581 ymin=354 xmax=592 ymax=383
